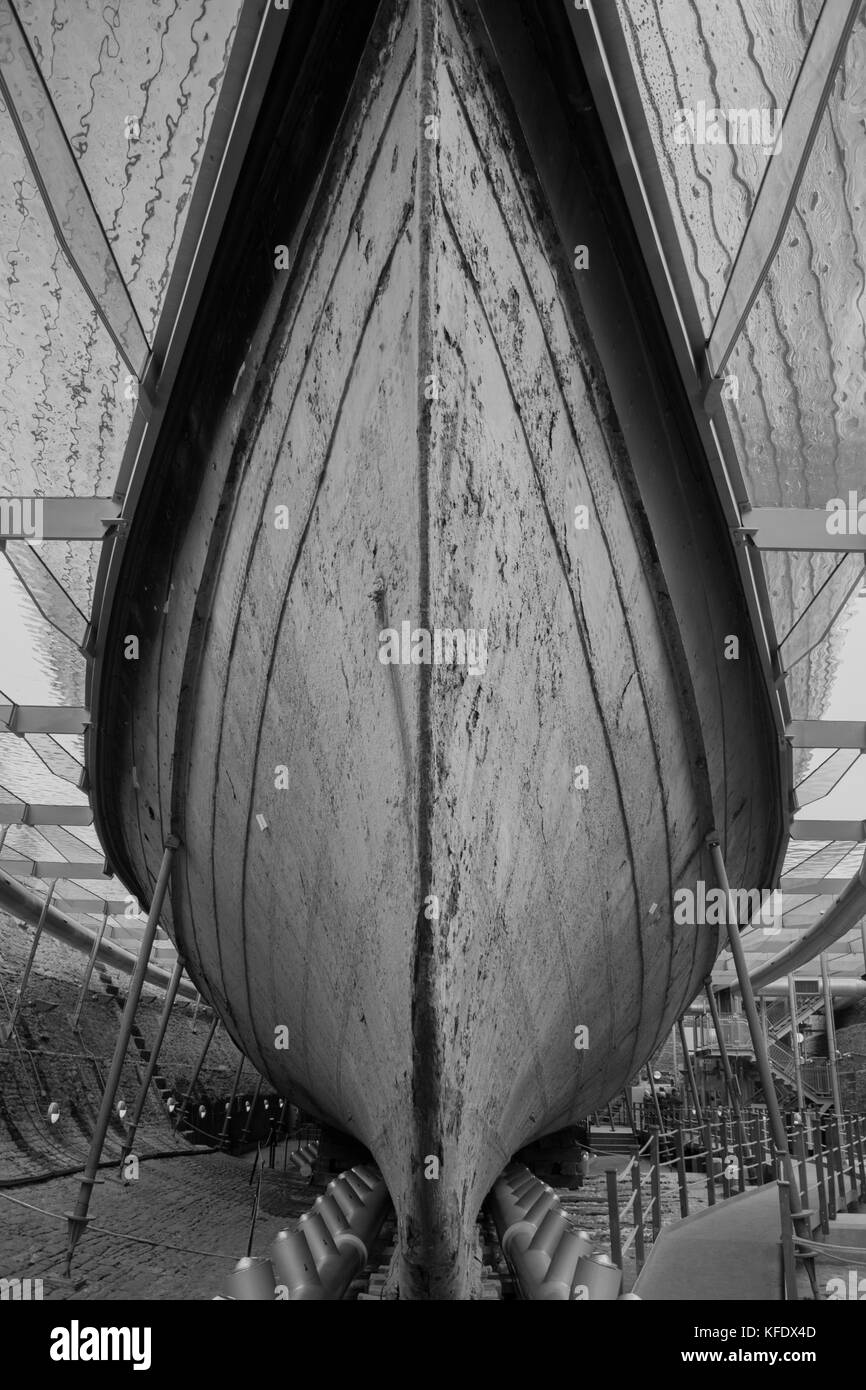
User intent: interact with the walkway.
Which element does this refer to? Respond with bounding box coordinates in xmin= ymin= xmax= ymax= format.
xmin=634 ymin=1165 xmax=859 ymax=1300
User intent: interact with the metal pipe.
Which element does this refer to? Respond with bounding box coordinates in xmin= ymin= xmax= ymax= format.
xmin=704 ymin=978 xmax=743 ymax=1125
xmin=677 ymin=1016 xmax=703 ymax=1124
xmin=174 ymin=1015 xmax=219 ymax=1133
xmin=787 ymin=975 xmax=805 ymax=1114
xmin=706 ymin=835 xmax=803 ymax=1216
xmin=119 ymin=955 xmax=186 ymax=1167
xmin=820 ymin=953 xmax=844 ymax=1120
xmin=0 ymin=865 xmax=196 ymax=999
xmin=748 ymin=977 xmax=866 ymax=998
xmin=748 ymin=844 xmax=866 ymax=989
xmin=70 ymin=902 xmax=110 ymax=1031
xmin=3 ymin=878 xmax=55 ymax=1040
xmin=645 ymin=1064 xmax=664 ymax=1133
xmin=64 ymin=839 xmax=178 ymax=1273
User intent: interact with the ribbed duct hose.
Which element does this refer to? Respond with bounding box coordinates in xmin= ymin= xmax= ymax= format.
xmin=223 ymin=1164 xmax=391 ymax=1300
xmin=488 ymin=1163 xmax=623 ymax=1300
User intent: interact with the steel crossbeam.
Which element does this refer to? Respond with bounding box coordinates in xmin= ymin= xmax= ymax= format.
xmin=705 ymin=0 xmax=862 ymax=377
xmin=739 ymin=506 xmax=866 ymax=552
xmin=0 ymin=1 xmax=149 ymax=376
xmin=0 ymin=705 xmax=89 ymax=735
xmin=0 ymin=497 xmax=121 ymax=541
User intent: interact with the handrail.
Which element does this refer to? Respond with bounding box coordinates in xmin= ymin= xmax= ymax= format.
xmin=595 ymin=1111 xmax=866 ymax=1293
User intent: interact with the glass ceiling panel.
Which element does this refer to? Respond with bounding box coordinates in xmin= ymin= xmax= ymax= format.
xmin=0 ymin=90 xmax=126 ymax=500
xmin=0 ymin=0 xmax=243 ymax=853
xmin=785 ymin=578 xmax=866 ymax=720
xmin=15 ymin=0 xmax=241 ymax=338
xmin=794 ymin=746 xmax=860 ymax=806
xmin=616 ymin=0 xmax=818 ymax=329
xmin=723 ymin=88 xmax=866 ymax=511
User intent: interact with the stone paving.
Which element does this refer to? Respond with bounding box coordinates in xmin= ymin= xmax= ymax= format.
xmin=0 ymin=1150 xmax=319 ymax=1301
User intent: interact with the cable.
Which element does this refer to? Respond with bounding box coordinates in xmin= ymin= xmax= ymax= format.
xmin=0 ymin=1187 xmax=239 ymax=1261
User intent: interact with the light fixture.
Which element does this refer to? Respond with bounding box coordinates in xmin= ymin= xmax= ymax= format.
xmin=117 ymin=1099 xmax=127 ymax=1121
xmin=166 ymin=1096 xmax=176 ymax=1113
xmin=47 ymin=1101 xmax=61 ymax=1124
xmin=198 ymin=1103 xmax=207 ymax=1119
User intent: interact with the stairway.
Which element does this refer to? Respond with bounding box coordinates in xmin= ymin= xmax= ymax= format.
xmin=764 ymin=992 xmax=823 ymax=1042
xmin=588 ymin=1124 xmax=638 ymax=1155
xmin=93 ymin=962 xmax=176 ymax=1122
xmin=766 ymin=1039 xmax=831 ymax=1109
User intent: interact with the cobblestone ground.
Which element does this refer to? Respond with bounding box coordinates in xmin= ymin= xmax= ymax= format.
xmin=0 ymin=1150 xmax=320 ymax=1301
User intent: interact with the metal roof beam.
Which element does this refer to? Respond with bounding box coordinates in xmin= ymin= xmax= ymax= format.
xmin=55 ymin=897 xmax=136 ymax=914
xmin=564 ymin=0 xmax=792 ymax=894
xmin=0 ymin=803 xmax=93 ymax=826
xmin=787 ymin=719 xmax=866 ymax=750
xmin=0 ymin=2 xmax=149 ymax=377
xmin=780 ymin=876 xmax=857 ymax=894
xmin=0 ymin=497 xmax=121 ymax=541
xmin=705 ymin=0 xmax=862 ymax=376
xmin=790 ymin=819 xmax=866 ymax=841
xmin=0 ymin=705 xmax=89 ymax=734
xmin=738 ymin=505 xmax=866 ymax=551
xmin=0 ymin=858 xmax=110 ymax=878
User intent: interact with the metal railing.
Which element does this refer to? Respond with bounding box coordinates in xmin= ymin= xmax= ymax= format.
xmin=592 ymin=1109 xmax=866 ymax=1298
xmin=778 ymin=1113 xmax=866 ymax=1300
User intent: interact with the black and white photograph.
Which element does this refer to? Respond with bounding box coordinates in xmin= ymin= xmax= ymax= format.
xmin=0 ymin=0 xmax=865 ymax=1352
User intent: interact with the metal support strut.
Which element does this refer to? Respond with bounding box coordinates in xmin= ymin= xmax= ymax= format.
xmin=677 ymin=1015 xmax=703 ymax=1124
xmin=704 ymin=976 xmax=744 ymax=1127
xmin=788 ymin=974 xmax=806 ymax=1115
xmin=820 ymin=952 xmax=844 ymax=1120
xmin=64 ymin=838 xmax=178 ymax=1274
xmin=174 ymin=1015 xmax=219 ymax=1135
xmin=2 ymin=878 xmax=56 ymax=1042
xmin=70 ymin=902 xmax=109 ymax=1032
xmin=706 ymin=837 xmax=806 ymax=1210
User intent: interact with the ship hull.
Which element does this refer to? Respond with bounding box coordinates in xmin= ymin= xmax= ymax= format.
xmin=91 ymin=0 xmax=783 ymax=1297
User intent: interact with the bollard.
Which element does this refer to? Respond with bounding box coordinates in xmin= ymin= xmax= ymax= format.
xmin=675 ymin=1126 xmax=689 ymax=1217
xmin=855 ymin=1116 xmax=866 ymax=1201
xmin=631 ymin=1163 xmax=645 ymax=1271
xmin=845 ymin=1115 xmax=858 ymax=1205
xmin=604 ymin=1166 xmax=622 ymax=1269
xmin=703 ymin=1121 xmax=716 ymax=1206
xmin=794 ymin=1127 xmax=809 ymax=1215
xmin=777 ymin=1181 xmax=799 ymax=1302
xmin=720 ymin=1115 xmax=731 ymax=1200
xmin=814 ymin=1136 xmax=830 ymax=1235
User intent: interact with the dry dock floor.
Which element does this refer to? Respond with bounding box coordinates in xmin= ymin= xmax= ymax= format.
xmin=0 ymin=1151 xmax=319 ymax=1301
